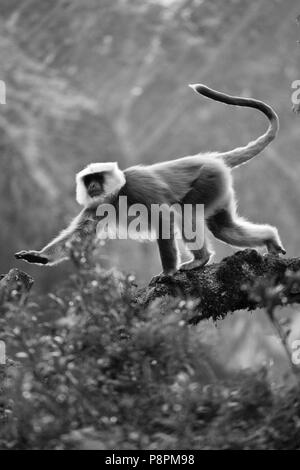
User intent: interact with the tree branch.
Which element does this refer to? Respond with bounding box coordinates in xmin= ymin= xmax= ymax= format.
xmin=3 ymin=251 xmax=300 ymax=325
xmin=137 ymin=250 xmax=300 ymax=323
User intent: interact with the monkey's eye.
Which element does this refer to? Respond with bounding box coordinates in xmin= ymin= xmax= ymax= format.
xmin=84 ymin=173 xmax=105 ymax=188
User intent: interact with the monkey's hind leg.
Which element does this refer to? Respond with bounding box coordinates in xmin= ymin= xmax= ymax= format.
xmin=207 ymin=205 xmax=286 ymax=255
xmin=180 ymin=236 xmax=214 ymax=271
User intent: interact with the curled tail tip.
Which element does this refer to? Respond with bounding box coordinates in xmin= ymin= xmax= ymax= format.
xmin=189 ymin=83 xmax=200 ymax=91
xmin=189 ymin=83 xmax=210 ymax=95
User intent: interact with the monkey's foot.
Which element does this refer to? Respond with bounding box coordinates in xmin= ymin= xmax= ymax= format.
xmin=150 ymin=269 xmax=177 ymax=285
xmin=15 ymin=250 xmax=49 ymax=265
xmin=265 ymin=241 xmax=286 ymax=256
xmin=180 ymin=258 xmax=210 ymax=271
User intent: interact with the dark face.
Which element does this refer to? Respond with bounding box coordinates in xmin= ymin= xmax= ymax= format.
xmin=84 ymin=172 xmax=106 ymax=198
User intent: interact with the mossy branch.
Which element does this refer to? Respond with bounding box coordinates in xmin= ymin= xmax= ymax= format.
xmin=137 ymin=250 xmax=300 ymax=323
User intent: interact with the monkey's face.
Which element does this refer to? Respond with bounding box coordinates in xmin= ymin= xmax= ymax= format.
xmin=83 ymin=172 xmax=105 ymax=199
xmin=76 ymin=162 xmax=126 ymax=206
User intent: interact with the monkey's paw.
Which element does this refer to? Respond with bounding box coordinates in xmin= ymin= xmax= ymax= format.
xmin=265 ymin=242 xmax=286 ymax=257
xmin=149 ymin=270 xmax=177 ymax=286
xmin=15 ymin=250 xmax=49 ymax=265
xmin=180 ymin=258 xmax=210 ymax=271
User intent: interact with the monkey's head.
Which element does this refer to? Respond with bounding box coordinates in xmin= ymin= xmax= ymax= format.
xmin=76 ymin=162 xmax=126 ymax=206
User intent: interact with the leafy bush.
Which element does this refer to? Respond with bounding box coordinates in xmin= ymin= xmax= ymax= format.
xmin=0 ymin=262 xmax=300 ymax=450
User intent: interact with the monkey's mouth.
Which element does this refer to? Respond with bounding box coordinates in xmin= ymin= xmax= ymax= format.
xmin=89 ymin=190 xmax=102 ymax=198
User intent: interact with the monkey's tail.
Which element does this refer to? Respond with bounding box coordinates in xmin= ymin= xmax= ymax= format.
xmin=189 ymin=84 xmax=279 ymax=168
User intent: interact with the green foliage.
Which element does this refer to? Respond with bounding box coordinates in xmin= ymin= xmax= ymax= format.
xmin=1 ymin=263 xmax=300 ymax=450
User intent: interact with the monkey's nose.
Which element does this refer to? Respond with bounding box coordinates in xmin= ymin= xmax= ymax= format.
xmin=89 ymin=183 xmax=99 ymax=194
xmin=89 ymin=184 xmax=101 ymax=197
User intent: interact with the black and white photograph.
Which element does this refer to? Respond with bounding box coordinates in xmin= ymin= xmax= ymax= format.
xmin=0 ymin=0 xmax=300 ymax=452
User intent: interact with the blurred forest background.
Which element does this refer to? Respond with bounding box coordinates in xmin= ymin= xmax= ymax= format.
xmin=1 ymin=0 xmax=300 ymax=448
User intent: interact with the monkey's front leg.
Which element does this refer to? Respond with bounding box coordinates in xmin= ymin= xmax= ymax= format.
xmin=15 ymin=231 xmax=76 ymax=265
xmin=15 ymin=208 xmax=97 ymax=266
xmin=150 ymin=237 xmax=179 ymax=284
xmin=15 ymin=239 xmax=69 ymax=266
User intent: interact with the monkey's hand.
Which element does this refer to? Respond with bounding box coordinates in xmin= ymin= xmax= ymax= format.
xmin=15 ymin=250 xmax=49 ymax=265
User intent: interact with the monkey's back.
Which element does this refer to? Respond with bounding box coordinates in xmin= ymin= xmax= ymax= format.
xmin=124 ymin=153 xmax=230 ymax=206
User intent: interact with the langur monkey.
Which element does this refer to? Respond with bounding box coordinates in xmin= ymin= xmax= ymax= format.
xmin=15 ymin=84 xmax=285 ymax=278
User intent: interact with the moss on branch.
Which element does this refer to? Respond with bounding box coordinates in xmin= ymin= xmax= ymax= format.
xmin=137 ymin=250 xmax=300 ymax=322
